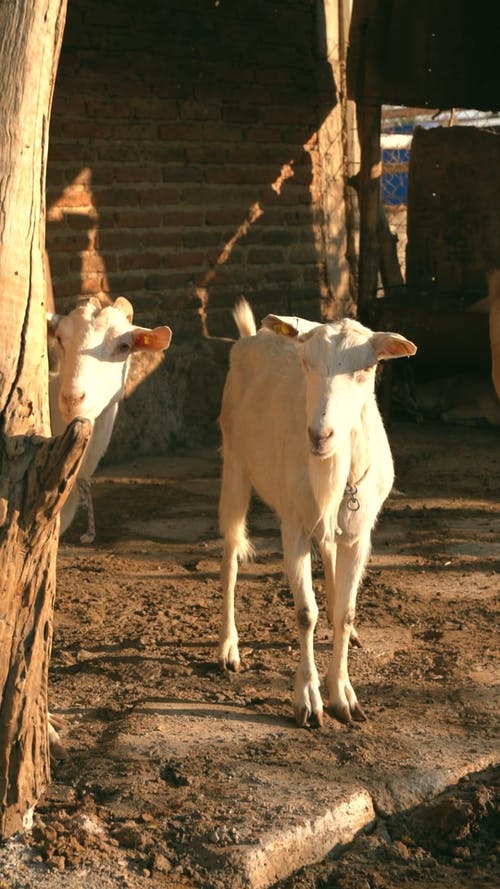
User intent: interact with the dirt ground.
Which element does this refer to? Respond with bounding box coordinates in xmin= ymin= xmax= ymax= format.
xmin=0 ymin=420 xmax=498 ymax=889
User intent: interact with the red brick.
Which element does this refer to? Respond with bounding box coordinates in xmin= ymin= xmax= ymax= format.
xmin=161 ymin=165 xmax=204 ymax=184
xmin=202 ymin=123 xmax=244 ymax=143
xmin=47 ymin=255 xmax=71 ymax=276
xmin=94 ymin=187 xmax=140 ymax=207
xmin=130 ymin=99 xmax=178 ymax=120
xmin=138 ymin=187 xmax=182 ymax=206
xmin=84 ymin=99 xmax=130 ymax=118
xmin=179 ymin=100 xmax=220 ymax=122
xmin=118 ymin=252 xmax=164 ymax=271
xmin=157 ymin=123 xmax=205 ymax=142
xmin=185 ymin=146 xmax=227 ymax=165
xmin=242 ymin=126 xmax=284 ymax=143
xmin=107 ymin=273 xmax=147 ymax=292
xmin=289 ymin=245 xmax=319 ymax=264
xmin=115 ymin=210 xmax=163 ymax=228
xmin=162 ymin=210 xmax=206 ymax=227
xmin=247 ymin=248 xmax=285 ymax=265
xmin=112 ymin=123 xmax=160 ymax=141
xmin=206 ymin=208 xmax=254 ymax=226
xmin=264 ymin=267 xmax=301 ymax=284
xmin=163 ymin=251 xmax=205 ymax=269
xmin=114 ymin=166 xmax=162 ymax=184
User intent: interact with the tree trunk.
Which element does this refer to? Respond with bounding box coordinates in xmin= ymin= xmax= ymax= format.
xmin=0 ymin=0 xmax=91 ymax=838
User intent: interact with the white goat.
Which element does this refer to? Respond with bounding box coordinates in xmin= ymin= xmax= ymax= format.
xmin=218 ymin=300 xmax=416 ymax=727
xmin=48 ymin=296 xmax=172 ymax=542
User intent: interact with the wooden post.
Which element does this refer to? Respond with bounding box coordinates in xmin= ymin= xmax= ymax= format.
xmin=315 ymin=0 xmax=354 ymax=319
xmin=357 ymin=100 xmax=382 ymax=321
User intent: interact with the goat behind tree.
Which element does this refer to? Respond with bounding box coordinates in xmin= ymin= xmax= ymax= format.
xmin=48 ymin=296 xmax=172 ymax=542
xmin=218 ymin=299 xmax=416 ymax=728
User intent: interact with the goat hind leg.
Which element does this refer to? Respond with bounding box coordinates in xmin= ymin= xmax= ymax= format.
xmin=218 ymin=457 xmax=252 ymax=672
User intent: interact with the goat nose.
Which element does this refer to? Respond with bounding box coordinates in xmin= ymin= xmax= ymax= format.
xmin=308 ymin=426 xmax=333 ymax=447
xmin=61 ymin=392 xmax=85 ymax=407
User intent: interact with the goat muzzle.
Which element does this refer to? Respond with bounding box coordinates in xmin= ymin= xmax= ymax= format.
xmin=308 ymin=425 xmax=334 ymax=456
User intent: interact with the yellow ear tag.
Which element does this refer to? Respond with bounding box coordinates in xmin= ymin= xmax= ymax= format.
xmin=273 ymin=322 xmax=292 ymax=336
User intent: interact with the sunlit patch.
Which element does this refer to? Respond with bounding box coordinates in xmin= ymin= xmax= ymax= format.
xmin=271 ymin=162 xmax=294 ymax=195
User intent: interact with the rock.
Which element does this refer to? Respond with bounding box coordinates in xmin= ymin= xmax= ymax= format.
xmin=112 ymin=824 xmax=145 ymax=850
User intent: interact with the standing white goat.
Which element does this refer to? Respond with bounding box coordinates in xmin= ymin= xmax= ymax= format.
xmin=218 ymin=299 xmax=416 ymax=727
xmin=48 ymin=296 xmax=172 ymax=542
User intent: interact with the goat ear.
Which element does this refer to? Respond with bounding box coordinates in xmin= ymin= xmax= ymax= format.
xmin=371 ymin=332 xmax=417 ymax=361
xmin=131 ymin=326 xmax=172 ymax=352
xmin=47 ymin=313 xmax=61 ymax=336
xmin=262 ymin=314 xmax=321 ymax=338
xmin=76 ymin=296 xmax=102 ymax=310
xmin=114 ymin=296 xmax=134 ymax=323
xmin=261 ymin=314 xmax=299 ymax=338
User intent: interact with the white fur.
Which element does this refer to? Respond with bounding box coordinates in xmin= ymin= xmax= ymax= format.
xmin=218 ymin=299 xmax=416 ymax=727
xmin=48 ymin=297 xmax=172 ymax=542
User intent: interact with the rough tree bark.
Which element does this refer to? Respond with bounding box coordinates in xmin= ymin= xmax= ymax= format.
xmin=0 ymin=1 xmax=91 ymax=838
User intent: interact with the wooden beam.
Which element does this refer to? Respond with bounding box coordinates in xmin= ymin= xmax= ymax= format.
xmin=357 ymin=101 xmax=382 ymax=320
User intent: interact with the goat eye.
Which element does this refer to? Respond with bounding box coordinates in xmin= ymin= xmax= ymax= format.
xmin=115 ymin=342 xmax=131 ymax=356
xmin=56 ymin=335 xmax=64 ymax=348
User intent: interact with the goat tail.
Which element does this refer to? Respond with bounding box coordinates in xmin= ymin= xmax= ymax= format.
xmin=220 ymin=518 xmax=255 ymax=564
xmin=233 ymin=297 xmax=257 ymax=338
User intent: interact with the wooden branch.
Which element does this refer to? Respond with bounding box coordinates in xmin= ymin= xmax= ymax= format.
xmin=27 ymin=418 xmax=92 ymax=526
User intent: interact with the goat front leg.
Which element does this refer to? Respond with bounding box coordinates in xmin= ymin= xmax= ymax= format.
xmin=319 ymin=539 xmax=361 ymax=648
xmin=327 ymin=533 xmax=371 ymax=724
xmin=282 ymin=522 xmax=323 ymax=728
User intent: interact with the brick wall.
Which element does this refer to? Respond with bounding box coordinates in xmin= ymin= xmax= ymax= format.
xmin=46 ymin=0 xmax=338 ymax=455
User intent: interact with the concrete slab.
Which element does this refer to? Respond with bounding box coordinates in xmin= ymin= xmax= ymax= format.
xmin=105 ymin=699 xmax=498 ymax=888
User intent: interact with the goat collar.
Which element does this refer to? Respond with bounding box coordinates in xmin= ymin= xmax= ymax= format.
xmin=345 ymin=465 xmax=370 ymax=511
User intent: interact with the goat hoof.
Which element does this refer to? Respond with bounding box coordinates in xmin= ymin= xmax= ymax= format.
xmin=351 ymin=702 xmax=367 ymax=722
xmin=326 ymin=702 xmax=352 ymax=725
xmin=294 ymin=706 xmax=323 ymax=729
xmin=349 ymin=629 xmax=362 ymax=649
xmin=48 ymin=723 xmax=67 ymax=761
xmin=309 ymin=709 xmax=323 ymax=729
xmin=294 ymin=705 xmax=310 ymax=727
xmin=218 ymin=657 xmax=240 ymax=673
